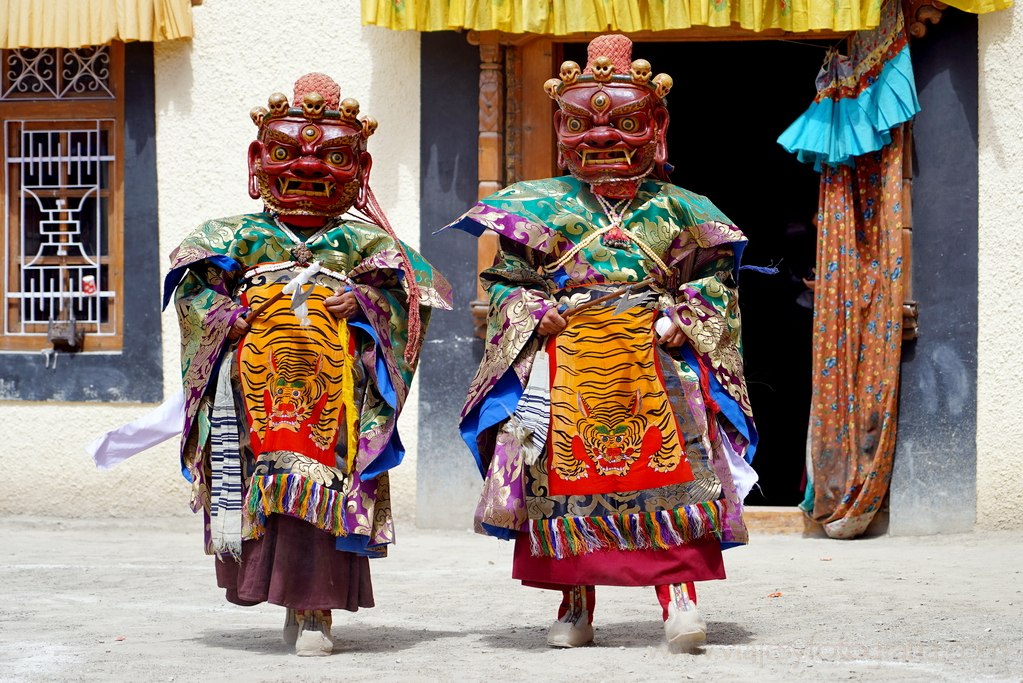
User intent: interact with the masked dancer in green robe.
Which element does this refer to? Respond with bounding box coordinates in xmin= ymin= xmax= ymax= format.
xmin=165 ymin=73 xmax=451 ymax=656
xmin=444 ymin=36 xmax=758 ymax=650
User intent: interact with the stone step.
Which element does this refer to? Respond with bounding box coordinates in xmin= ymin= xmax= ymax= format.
xmin=743 ymin=505 xmax=810 ymax=535
xmin=743 ymin=505 xmax=890 ymax=537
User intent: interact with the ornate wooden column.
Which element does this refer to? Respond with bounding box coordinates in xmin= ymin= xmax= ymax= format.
xmin=466 ymin=34 xmax=556 ymax=338
xmin=468 ymin=32 xmax=504 ymax=338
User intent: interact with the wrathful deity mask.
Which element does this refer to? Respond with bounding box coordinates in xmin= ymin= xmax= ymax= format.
xmin=544 ymin=35 xmax=673 ymax=199
xmin=248 ymin=73 xmax=379 ymax=217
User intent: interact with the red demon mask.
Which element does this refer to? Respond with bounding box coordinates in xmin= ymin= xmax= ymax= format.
xmin=247 ymin=73 xmax=378 ymax=217
xmin=544 ymin=35 xmax=674 ymax=199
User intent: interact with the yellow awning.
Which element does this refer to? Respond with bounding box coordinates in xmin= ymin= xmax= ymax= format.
xmin=1 ymin=0 xmax=193 ymax=49
xmin=361 ymin=0 xmax=1012 ymax=35
xmin=944 ymin=0 xmax=1013 ymax=11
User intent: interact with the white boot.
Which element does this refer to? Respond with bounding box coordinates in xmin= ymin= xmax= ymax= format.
xmin=547 ymin=610 xmax=594 ymax=648
xmin=664 ymin=587 xmax=707 ymax=651
xmin=547 ymin=587 xmax=594 ymax=648
xmin=294 ymin=609 xmax=334 ymax=656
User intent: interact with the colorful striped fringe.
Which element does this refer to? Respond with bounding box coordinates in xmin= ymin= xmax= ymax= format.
xmin=528 ymin=500 xmax=726 ymax=559
xmin=243 ymin=473 xmax=348 ymax=539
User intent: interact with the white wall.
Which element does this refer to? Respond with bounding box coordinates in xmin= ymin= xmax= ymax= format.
xmin=7 ymin=1 xmax=1023 ymax=533
xmin=0 ymin=0 xmax=422 ymax=522
xmin=977 ymin=4 xmax=1023 ymax=528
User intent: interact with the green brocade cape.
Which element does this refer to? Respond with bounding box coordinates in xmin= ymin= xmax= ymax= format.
xmin=447 ymin=177 xmax=757 ymax=553
xmin=165 ymin=212 xmax=450 ymax=554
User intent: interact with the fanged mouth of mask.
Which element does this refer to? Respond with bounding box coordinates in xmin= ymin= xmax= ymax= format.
xmin=581 ymin=149 xmax=634 ymax=167
xmin=277 ymin=178 xmax=336 ymax=197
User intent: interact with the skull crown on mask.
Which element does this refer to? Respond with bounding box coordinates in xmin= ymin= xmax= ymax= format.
xmin=247 ymin=73 xmax=378 ymax=217
xmin=543 ymin=36 xmax=674 ymax=199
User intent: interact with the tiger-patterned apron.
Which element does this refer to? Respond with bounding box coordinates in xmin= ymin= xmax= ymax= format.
xmin=235 ymin=264 xmax=357 ymax=537
xmin=547 ymin=300 xmax=694 ymax=496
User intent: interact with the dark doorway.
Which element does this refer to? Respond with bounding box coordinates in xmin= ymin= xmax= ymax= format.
xmin=564 ymin=40 xmax=827 ymax=505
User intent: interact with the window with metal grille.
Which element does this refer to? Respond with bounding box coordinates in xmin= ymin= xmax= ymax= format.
xmin=1 ymin=44 xmax=124 ymax=352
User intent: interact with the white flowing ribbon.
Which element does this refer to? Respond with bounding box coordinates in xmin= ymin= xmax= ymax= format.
xmin=282 ymin=260 xmax=322 ymax=326
xmin=86 ymin=390 xmax=186 ymax=469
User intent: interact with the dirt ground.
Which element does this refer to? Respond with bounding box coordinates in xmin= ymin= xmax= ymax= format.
xmin=1 ymin=516 xmax=1021 ymax=682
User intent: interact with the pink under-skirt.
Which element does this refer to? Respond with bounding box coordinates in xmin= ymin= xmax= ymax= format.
xmin=215 ymin=514 xmax=375 ymax=611
xmin=512 ymin=533 xmax=725 ymax=589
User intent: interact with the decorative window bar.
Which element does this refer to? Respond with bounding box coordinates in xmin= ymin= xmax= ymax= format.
xmin=2 ymin=46 xmax=114 ymax=101
xmin=4 ymin=121 xmax=118 ymax=340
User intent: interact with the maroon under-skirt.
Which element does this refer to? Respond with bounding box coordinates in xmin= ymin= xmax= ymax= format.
xmin=512 ymin=533 xmax=725 ymax=589
xmin=215 ymin=514 xmax=375 ymax=611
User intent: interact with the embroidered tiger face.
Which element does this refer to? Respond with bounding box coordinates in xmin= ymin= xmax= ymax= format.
xmin=266 ymin=349 xmax=323 ymax=433
xmin=568 ymin=390 xmax=663 ymax=478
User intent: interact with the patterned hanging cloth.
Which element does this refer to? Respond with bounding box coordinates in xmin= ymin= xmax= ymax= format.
xmin=777 ymin=0 xmax=915 ymax=538
xmin=803 ymin=127 xmax=906 ymax=538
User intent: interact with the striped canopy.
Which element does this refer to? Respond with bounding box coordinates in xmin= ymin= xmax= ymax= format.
xmin=361 ymin=0 xmax=1012 ymax=35
xmin=1 ymin=0 xmax=193 ymax=48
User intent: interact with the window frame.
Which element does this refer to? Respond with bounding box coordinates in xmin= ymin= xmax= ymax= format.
xmin=0 ymin=42 xmax=125 ymax=352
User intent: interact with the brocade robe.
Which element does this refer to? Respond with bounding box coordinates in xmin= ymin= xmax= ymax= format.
xmin=447 ymin=176 xmax=757 ymax=586
xmin=165 ymin=212 xmax=451 ymax=560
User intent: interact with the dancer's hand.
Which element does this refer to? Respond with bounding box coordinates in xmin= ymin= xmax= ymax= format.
xmin=227 ymin=313 xmax=250 ymax=341
xmin=538 ymin=307 xmax=568 ymax=336
xmin=657 ymin=320 xmax=685 ymax=348
xmin=325 ymin=289 xmax=359 ymax=320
